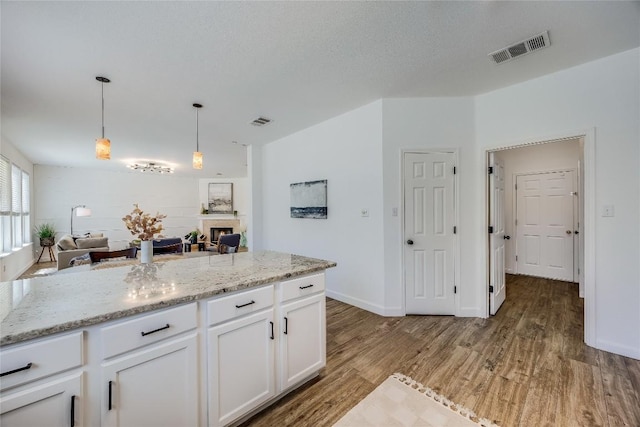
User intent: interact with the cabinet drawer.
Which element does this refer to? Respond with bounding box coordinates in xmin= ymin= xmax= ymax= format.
xmin=207 ymin=285 xmax=274 ymax=326
xmin=0 ymin=332 xmax=83 ymax=391
xmin=279 ymin=273 xmax=325 ymax=303
xmin=101 ymin=303 xmax=197 ymax=359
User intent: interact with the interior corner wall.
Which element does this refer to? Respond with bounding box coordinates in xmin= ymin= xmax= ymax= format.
xmin=34 ymin=165 xmax=200 ymax=244
xmin=476 ymin=48 xmax=640 ymax=359
xmin=0 ymin=139 xmax=35 ymax=281
xmin=260 ymin=100 xmax=387 ymax=314
xmin=381 ymin=98 xmax=479 ymax=316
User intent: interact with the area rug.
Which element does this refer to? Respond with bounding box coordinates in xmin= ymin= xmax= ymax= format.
xmin=334 ymin=373 xmax=499 ymax=427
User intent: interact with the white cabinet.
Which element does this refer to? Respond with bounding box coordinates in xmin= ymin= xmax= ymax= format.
xmin=100 ymin=303 xmax=199 ymax=427
xmin=207 ymin=285 xmax=275 ymax=427
xmin=278 ymin=293 xmax=326 ymax=391
xmin=208 ymin=310 xmax=275 ymax=427
xmin=0 ymin=373 xmax=83 ymax=427
xmin=0 ymin=332 xmax=84 ymax=427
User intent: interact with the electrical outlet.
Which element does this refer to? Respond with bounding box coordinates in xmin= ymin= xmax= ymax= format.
xmin=602 ymin=205 xmax=615 ymax=217
xmin=361 ymin=208 xmax=369 ymax=217
xmin=392 ymin=207 xmax=398 ymax=217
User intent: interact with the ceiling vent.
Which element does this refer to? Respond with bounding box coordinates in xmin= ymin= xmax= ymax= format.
xmin=489 ymin=31 xmax=550 ymax=64
xmin=250 ymin=117 xmax=272 ymax=126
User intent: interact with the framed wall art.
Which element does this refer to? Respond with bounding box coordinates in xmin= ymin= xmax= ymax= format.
xmin=208 ymin=183 xmax=233 ymax=214
xmin=290 ymin=179 xmax=327 ymax=219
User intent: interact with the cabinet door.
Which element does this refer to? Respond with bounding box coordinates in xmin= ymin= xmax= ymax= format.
xmin=279 ymin=294 xmax=326 ymax=391
xmin=208 ymin=309 xmax=275 ymax=427
xmin=101 ymin=333 xmax=198 ymax=427
xmin=0 ymin=373 xmax=83 ymax=427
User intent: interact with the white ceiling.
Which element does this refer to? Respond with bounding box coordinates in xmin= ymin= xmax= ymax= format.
xmin=2 ymin=1 xmax=639 ymax=177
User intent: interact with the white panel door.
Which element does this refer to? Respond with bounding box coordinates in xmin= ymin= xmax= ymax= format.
xmin=489 ymin=153 xmax=506 ymax=315
xmin=516 ymin=171 xmax=575 ymax=281
xmin=404 ymin=152 xmax=456 ymax=315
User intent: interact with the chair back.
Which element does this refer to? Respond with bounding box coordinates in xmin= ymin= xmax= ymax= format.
xmin=218 ymin=233 xmax=241 ymax=254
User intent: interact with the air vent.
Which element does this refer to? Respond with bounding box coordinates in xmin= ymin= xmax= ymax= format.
xmin=488 ymin=31 xmax=550 ymax=65
xmin=250 ymin=117 xmax=272 ymax=126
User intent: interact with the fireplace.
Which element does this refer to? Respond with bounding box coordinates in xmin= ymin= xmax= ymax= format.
xmin=211 ymin=227 xmax=234 ymax=244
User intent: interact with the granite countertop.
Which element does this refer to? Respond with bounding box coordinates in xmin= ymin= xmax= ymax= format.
xmin=0 ymin=251 xmax=336 ymax=347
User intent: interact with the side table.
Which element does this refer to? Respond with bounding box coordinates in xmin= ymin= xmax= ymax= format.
xmin=37 ymin=244 xmax=57 ymax=263
xmin=183 ymin=242 xmax=206 ymax=252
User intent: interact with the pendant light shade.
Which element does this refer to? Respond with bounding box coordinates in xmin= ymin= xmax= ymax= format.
xmin=96 ymin=76 xmax=111 ymax=160
xmin=193 ymin=103 xmax=203 ymax=169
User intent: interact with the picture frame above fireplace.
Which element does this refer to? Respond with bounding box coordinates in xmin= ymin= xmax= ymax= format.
xmin=208 ymin=183 xmax=233 ymax=214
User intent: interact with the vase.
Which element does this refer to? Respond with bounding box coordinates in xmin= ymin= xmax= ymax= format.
xmin=140 ymin=240 xmax=153 ymax=264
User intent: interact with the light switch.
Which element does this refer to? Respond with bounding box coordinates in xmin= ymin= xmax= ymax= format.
xmin=602 ymin=205 xmax=615 ymax=217
xmin=392 ymin=207 xmax=398 ymax=217
xmin=361 ymin=208 xmax=369 ymax=217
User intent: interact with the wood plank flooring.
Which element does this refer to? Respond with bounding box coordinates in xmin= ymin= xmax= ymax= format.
xmin=242 ymin=275 xmax=640 ymax=427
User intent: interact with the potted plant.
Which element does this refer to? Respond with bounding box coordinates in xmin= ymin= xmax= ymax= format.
xmin=34 ymin=223 xmax=57 ymax=247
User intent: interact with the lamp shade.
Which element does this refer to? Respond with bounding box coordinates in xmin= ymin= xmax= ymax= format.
xmin=75 ymin=207 xmax=92 ymax=217
xmin=96 ymin=138 xmax=111 ymax=160
xmin=193 ymin=151 xmax=203 ymax=169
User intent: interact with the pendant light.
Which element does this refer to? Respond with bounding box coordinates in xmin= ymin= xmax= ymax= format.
xmin=192 ymin=103 xmax=203 ymax=169
xmin=95 ymin=76 xmax=111 ymax=160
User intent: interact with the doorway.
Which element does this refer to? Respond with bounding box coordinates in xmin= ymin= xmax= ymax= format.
xmin=488 ymin=138 xmax=584 ymax=315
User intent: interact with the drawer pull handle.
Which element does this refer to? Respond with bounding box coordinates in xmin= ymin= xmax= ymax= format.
xmin=0 ymin=362 xmax=33 ymax=377
xmin=235 ymin=300 xmax=255 ymax=309
xmin=141 ymin=323 xmax=170 ymax=336
xmin=108 ymin=381 xmax=113 ymax=410
xmin=299 ymin=284 xmax=314 ymax=290
xmin=284 ymin=316 xmax=288 ymax=335
xmin=270 ymin=321 xmax=274 ymax=340
xmin=70 ymin=395 xmax=76 ymax=427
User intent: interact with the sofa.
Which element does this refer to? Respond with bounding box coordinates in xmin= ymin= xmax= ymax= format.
xmin=56 ymin=234 xmax=108 ymax=270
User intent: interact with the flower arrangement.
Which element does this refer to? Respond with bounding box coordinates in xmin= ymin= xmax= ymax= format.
xmin=122 ymin=204 xmax=166 ymax=241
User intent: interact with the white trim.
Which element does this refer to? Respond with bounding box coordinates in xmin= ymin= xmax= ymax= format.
xmin=595 ymin=339 xmax=640 ymax=360
xmin=400 ymin=148 xmax=460 ymax=317
xmin=325 ymin=289 xmax=390 ymax=317
xmin=483 ymin=128 xmax=596 ymax=347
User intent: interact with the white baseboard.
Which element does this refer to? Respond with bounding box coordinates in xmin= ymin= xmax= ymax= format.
xmin=457 ymin=306 xmax=483 ymax=318
xmin=326 ymin=289 xmax=396 ymax=317
xmin=596 ymin=339 xmax=640 ymax=360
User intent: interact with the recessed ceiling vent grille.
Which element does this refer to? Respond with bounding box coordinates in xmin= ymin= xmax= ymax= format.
xmin=250 ymin=117 xmax=272 ymax=126
xmin=489 ymin=31 xmax=550 ymax=64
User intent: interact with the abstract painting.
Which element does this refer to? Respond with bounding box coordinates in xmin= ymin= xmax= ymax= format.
xmin=290 ymin=180 xmax=327 ymax=219
xmin=208 ymin=183 xmax=233 ymax=214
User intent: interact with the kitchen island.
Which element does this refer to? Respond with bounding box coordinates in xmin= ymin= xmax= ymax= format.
xmin=0 ymin=251 xmax=336 ymax=426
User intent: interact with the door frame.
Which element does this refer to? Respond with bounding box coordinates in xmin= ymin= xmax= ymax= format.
xmin=401 ymin=148 xmax=460 ymax=316
xmin=483 ymin=128 xmax=595 ymax=347
xmin=512 ymin=168 xmax=578 ymax=281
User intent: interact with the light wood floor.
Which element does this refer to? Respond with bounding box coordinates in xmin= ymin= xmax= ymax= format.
xmin=242 ymin=275 xmax=640 ymax=427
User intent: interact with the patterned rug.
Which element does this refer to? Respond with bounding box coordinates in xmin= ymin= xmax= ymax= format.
xmin=334 ymin=373 xmax=499 ymax=427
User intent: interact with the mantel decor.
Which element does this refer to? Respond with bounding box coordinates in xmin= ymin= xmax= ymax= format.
xmin=122 ymin=204 xmax=166 ymax=263
xmin=208 ymin=183 xmax=233 ymax=214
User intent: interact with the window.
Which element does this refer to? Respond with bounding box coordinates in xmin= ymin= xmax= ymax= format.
xmin=0 ymin=156 xmax=31 ymax=254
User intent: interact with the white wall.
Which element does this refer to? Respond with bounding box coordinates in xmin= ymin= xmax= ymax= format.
xmin=0 ymin=140 xmax=34 ymax=281
xmin=260 ymin=101 xmax=387 ymax=314
xmin=34 ymin=165 xmax=200 ymax=245
xmin=381 ymin=98 xmax=478 ymax=316
xmin=495 ymin=139 xmax=580 ymax=274
xmin=476 ymin=48 xmax=640 ymax=359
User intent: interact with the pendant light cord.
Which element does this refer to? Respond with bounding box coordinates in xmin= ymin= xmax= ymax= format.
xmin=101 ymin=81 xmax=105 ymax=138
xmin=196 ymin=107 xmax=199 ymax=152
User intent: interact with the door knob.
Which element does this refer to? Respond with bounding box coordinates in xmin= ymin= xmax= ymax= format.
xmin=504 ymin=235 xmax=511 ymax=240
xmin=407 ymin=239 xmax=414 ymax=245
xmin=566 ymin=230 xmax=572 ymax=235
xmin=574 ymin=230 xmax=579 ymax=234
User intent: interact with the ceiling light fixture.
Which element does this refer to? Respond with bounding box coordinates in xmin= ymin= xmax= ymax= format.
xmin=128 ymin=162 xmax=174 ymax=174
xmin=95 ymin=76 xmax=111 ymax=160
xmin=193 ymin=103 xmax=203 ymax=169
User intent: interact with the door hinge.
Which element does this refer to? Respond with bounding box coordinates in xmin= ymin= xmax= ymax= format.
xmin=515 ymin=219 xmax=518 ymax=226
xmin=453 ymin=166 xmax=457 ymax=175
xmin=515 ymin=255 xmax=518 ymax=261
xmin=454 ymin=286 xmax=457 ymax=294
xmin=488 ymin=166 xmax=494 ymax=174
xmin=489 ymin=285 xmax=494 ymax=293
xmin=488 ymin=226 xmax=494 ymax=234
xmin=515 ymin=183 xmax=518 ymax=190
xmin=578 ymin=267 xmax=580 ymax=275
xmin=453 ymin=226 xmax=457 ymax=234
